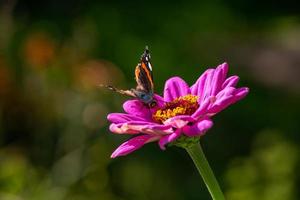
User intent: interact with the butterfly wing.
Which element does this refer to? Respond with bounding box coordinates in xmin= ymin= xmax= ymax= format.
xmin=134 ymin=46 xmax=154 ymax=93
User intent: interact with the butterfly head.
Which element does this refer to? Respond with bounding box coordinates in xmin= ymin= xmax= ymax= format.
xmin=148 ymin=101 xmax=157 ymax=108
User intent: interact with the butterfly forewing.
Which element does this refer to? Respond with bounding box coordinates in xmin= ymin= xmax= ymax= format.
xmin=134 ymin=47 xmax=154 ymax=93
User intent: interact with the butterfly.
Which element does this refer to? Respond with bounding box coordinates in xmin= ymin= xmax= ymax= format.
xmin=101 ymin=46 xmax=157 ymax=108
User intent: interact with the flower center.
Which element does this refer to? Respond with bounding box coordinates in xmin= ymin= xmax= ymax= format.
xmin=153 ymin=94 xmax=199 ymax=124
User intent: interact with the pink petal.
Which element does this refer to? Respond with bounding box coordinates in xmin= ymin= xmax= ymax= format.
xmin=232 ymin=87 xmax=249 ymax=102
xmin=109 ymin=123 xmax=140 ymax=134
xmin=182 ymin=119 xmax=213 ymax=137
xmin=207 ymin=87 xmax=235 ymax=114
xmin=208 ymin=87 xmax=249 ymax=114
xmin=122 ymin=94 xmax=165 ymax=120
xmin=111 ymin=135 xmax=160 ymax=158
xmin=163 ymin=77 xmax=191 ymax=102
xmin=201 ymin=63 xmax=228 ymax=101
xmin=163 ymin=115 xmax=195 ymax=128
xmin=109 ymin=122 xmax=173 ymax=135
xmin=158 ymin=129 xmax=181 ymax=150
xmin=210 ymin=63 xmax=228 ymax=96
xmin=123 ymin=100 xmax=152 ymax=120
xmin=141 ymin=125 xmax=173 ymax=135
xmin=191 ymin=63 xmax=228 ymax=104
xmin=215 ymin=86 xmax=236 ymax=101
xmin=153 ymin=94 xmax=165 ymax=108
xmin=191 ymin=97 xmax=211 ymax=119
xmin=219 ymin=62 xmax=229 ymax=80
xmin=107 ymin=113 xmax=146 ymax=123
xmin=222 ymin=75 xmax=239 ymax=89
xmin=190 ymin=68 xmax=210 ymax=96
xmin=191 ymin=69 xmax=214 ymax=103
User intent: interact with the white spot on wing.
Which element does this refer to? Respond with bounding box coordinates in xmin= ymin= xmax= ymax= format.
xmin=148 ymin=62 xmax=152 ymax=71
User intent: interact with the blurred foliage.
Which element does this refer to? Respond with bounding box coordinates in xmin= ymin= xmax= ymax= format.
xmin=225 ymin=130 xmax=299 ymax=200
xmin=0 ymin=0 xmax=300 ymax=199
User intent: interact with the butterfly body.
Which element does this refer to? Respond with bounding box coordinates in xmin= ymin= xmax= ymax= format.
xmin=101 ymin=46 xmax=157 ymax=108
xmin=131 ymin=89 xmax=154 ymax=104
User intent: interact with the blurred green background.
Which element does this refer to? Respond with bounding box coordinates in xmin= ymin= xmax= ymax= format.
xmin=0 ymin=0 xmax=299 ymax=199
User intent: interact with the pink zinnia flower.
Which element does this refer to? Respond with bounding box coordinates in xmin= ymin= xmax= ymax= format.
xmin=108 ymin=63 xmax=249 ymax=158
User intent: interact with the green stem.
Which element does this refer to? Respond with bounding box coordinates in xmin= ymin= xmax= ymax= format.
xmin=185 ymin=142 xmax=225 ymax=200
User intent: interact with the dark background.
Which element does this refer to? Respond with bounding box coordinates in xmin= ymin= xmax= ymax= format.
xmin=0 ymin=0 xmax=299 ymax=199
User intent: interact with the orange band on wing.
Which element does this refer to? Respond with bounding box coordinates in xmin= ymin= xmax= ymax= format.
xmin=141 ymin=62 xmax=154 ymax=88
xmin=135 ymin=65 xmax=141 ymax=81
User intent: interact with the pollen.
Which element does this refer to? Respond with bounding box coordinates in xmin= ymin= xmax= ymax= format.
xmin=153 ymin=94 xmax=199 ymax=124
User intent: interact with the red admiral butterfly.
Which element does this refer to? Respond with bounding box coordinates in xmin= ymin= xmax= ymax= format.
xmin=101 ymin=46 xmax=156 ymax=108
